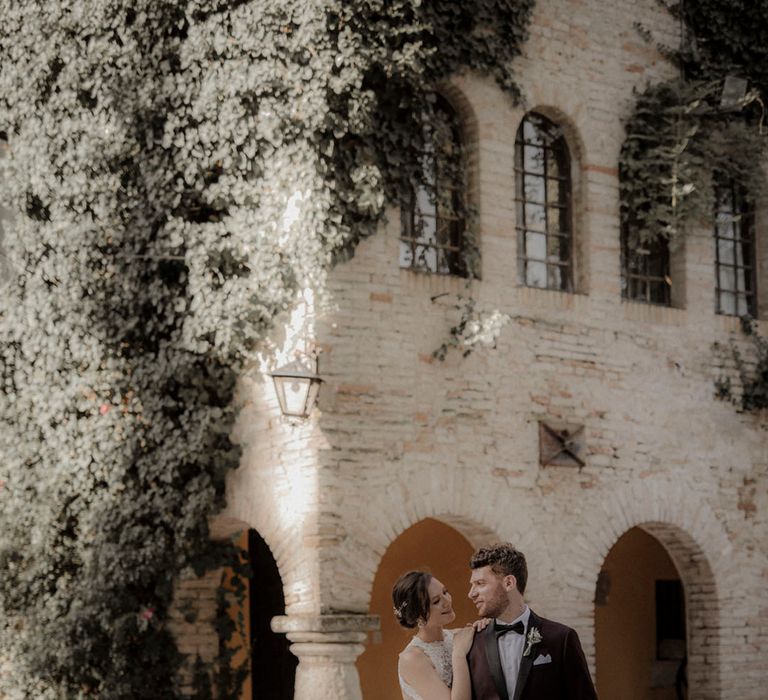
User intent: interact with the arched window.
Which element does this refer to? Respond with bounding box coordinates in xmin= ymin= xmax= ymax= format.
xmin=515 ymin=112 xmax=573 ymax=291
xmin=714 ymin=177 xmax=756 ymax=316
xmin=399 ymin=96 xmax=467 ymax=276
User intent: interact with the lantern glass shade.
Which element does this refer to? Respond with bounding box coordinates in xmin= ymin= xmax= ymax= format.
xmin=270 ymin=362 xmax=322 ymax=418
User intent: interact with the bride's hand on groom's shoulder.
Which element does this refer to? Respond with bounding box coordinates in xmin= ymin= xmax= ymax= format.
xmin=470 ymin=617 xmax=492 ymax=632
xmin=452 ymin=618 xmax=490 ymax=657
xmin=452 ymin=627 xmax=475 ymax=656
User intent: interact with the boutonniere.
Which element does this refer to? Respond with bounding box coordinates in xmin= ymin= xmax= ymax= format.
xmin=523 ymin=627 xmax=543 ymax=657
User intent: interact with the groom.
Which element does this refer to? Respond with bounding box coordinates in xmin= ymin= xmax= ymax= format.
xmin=465 ymin=543 xmax=597 ymax=700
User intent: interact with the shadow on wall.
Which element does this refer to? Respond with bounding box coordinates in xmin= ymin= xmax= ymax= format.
xmin=357 ymin=518 xmax=477 ymax=700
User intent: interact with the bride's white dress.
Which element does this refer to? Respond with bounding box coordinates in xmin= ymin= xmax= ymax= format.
xmin=398 ymin=629 xmax=455 ymax=700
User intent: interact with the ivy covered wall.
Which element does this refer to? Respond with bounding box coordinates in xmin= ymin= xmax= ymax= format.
xmin=619 ymin=0 xmax=768 ymax=249
xmin=0 ymin=0 xmax=534 ymax=696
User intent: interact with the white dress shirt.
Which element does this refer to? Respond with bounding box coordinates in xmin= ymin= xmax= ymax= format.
xmin=497 ymin=605 xmax=531 ymax=700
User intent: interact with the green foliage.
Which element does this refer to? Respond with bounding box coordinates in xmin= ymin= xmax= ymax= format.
xmin=715 ymin=318 xmax=768 ymax=412
xmin=0 ymin=0 xmax=534 ymax=696
xmin=675 ymin=0 xmax=768 ymax=99
xmin=431 ymin=295 xmax=510 ymax=361
xmin=620 ymin=78 xmax=764 ymax=248
xmin=620 ymin=1 xmax=767 ymax=248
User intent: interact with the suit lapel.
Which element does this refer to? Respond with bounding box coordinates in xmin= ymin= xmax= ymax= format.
xmin=484 ymin=622 xmax=510 ymax=700
xmin=512 ymin=610 xmax=540 ymax=700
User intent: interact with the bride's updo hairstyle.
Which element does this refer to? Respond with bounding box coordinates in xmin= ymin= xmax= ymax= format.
xmin=392 ymin=570 xmax=432 ymax=628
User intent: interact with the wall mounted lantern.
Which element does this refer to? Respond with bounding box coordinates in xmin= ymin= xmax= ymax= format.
xmin=270 ymin=358 xmax=323 ymax=419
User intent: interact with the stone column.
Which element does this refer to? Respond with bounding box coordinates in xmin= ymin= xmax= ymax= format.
xmin=271 ymin=614 xmax=379 ymax=700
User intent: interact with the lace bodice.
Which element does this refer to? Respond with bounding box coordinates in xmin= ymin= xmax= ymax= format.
xmin=398 ymin=629 xmax=454 ymax=700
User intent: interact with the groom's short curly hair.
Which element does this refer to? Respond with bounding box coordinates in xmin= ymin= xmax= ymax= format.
xmin=470 ymin=543 xmax=528 ymax=594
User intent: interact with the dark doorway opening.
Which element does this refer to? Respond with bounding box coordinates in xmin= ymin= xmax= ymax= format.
xmin=248 ymin=529 xmax=296 ymax=700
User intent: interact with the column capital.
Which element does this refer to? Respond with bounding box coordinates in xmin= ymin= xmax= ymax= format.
xmin=271 ymin=613 xmax=379 ymax=638
xmin=270 ymin=614 xmax=380 ymax=700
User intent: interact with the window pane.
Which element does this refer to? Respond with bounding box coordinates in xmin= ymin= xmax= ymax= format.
xmin=548 ymin=264 xmax=565 ymax=291
xmin=435 ymin=217 xmax=452 ymax=247
xmin=737 ymin=267 xmax=747 ymax=293
xmin=523 ymin=119 xmax=543 ymax=145
xmin=525 ymin=231 xmax=546 ymax=261
xmin=546 ymin=149 xmax=563 ymax=180
xmin=414 ymin=244 xmax=437 ymax=272
xmin=719 ymin=290 xmax=736 ymax=315
xmin=549 ymin=232 xmax=570 ymax=265
xmin=444 ymin=244 xmax=464 ymax=276
xmin=714 ymin=177 xmax=756 ymax=315
xmin=399 ymin=240 xmax=414 ymax=268
xmin=525 ymin=202 xmax=546 ymax=231
xmin=436 ymin=247 xmax=450 ymax=275
xmin=627 ymin=251 xmax=645 ymax=275
xmin=548 ymin=205 xmax=568 ymax=237
xmin=526 ymin=260 xmax=547 ymax=288
xmin=734 ymin=238 xmax=745 ymax=269
xmin=646 ymin=250 xmax=668 ymax=280
xmin=547 ymin=177 xmax=565 ymax=206
xmin=516 ymin=112 xmax=573 ymax=291
xmin=415 ymin=186 xmax=436 ymax=221
xmin=719 ymin=261 xmax=735 ymax=292
xmin=717 ymin=236 xmax=734 ymax=263
xmin=400 ymin=96 xmax=466 ymax=277
xmin=524 ymin=176 xmax=546 ymax=203
xmin=649 ymin=280 xmax=669 ymax=305
xmin=629 ymin=277 xmax=647 ymax=301
xmin=524 ymin=144 xmax=545 ymax=174
xmin=418 ymin=215 xmax=438 ymax=245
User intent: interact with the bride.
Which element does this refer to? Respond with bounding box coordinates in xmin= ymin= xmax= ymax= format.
xmin=393 ymin=570 xmax=485 ymax=700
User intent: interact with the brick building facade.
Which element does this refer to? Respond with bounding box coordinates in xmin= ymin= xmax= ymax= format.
xmin=173 ymin=0 xmax=768 ymax=698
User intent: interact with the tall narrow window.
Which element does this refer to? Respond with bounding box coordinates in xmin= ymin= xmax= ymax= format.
xmin=621 ymin=227 xmax=672 ymax=305
xmin=714 ymin=178 xmax=756 ymax=316
xmin=515 ymin=112 xmax=573 ymax=291
xmin=399 ymin=96 xmax=467 ymax=276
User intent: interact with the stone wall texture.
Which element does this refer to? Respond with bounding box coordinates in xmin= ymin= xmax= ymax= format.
xmin=195 ymin=0 xmax=768 ymax=698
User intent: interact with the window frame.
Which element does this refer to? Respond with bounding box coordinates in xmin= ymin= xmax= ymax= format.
xmin=514 ymin=112 xmax=575 ymax=293
xmin=621 ymin=226 xmax=673 ymax=306
xmin=399 ymin=96 xmax=468 ymax=278
xmin=713 ymin=177 xmax=757 ymax=317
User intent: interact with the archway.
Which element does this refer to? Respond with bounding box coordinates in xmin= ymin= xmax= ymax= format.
xmin=356 ymin=518 xmax=478 ymax=700
xmin=594 ymin=524 xmax=719 ymax=700
xmin=229 ymin=529 xmax=297 ymax=700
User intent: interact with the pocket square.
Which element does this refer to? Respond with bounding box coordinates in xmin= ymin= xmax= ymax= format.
xmin=533 ymin=653 xmax=552 ymax=666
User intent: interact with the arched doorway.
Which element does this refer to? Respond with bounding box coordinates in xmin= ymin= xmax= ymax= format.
xmin=357 ymin=518 xmax=478 ymax=700
xmin=595 ymin=527 xmax=687 ymax=700
xmin=230 ymin=529 xmax=296 ymax=700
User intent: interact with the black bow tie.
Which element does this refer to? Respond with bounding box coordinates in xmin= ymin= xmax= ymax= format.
xmin=495 ymin=620 xmax=525 ymax=636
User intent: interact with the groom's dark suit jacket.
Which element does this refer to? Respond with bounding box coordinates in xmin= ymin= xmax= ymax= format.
xmin=467 ymin=610 xmax=597 ymax=700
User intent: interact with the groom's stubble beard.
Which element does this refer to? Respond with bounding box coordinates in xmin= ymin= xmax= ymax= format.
xmin=481 ymin=583 xmax=511 ymax=618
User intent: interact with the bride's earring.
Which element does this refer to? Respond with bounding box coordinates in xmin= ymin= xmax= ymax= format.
xmin=417 ymin=618 xmax=425 ymax=628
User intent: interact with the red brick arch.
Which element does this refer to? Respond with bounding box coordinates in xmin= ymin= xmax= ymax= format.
xmin=588 ymin=480 xmax=733 ymax=699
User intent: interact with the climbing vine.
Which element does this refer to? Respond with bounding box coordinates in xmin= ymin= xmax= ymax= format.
xmin=619 ymin=1 xmax=768 ymax=413
xmin=715 ymin=318 xmax=768 ymax=412
xmin=619 ymin=1 xmax=768 ymax=250
xmin=432 ymin=295 xmax=511 ymax=361
xmin=0 ymin=0 xmax=534 ymax=696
